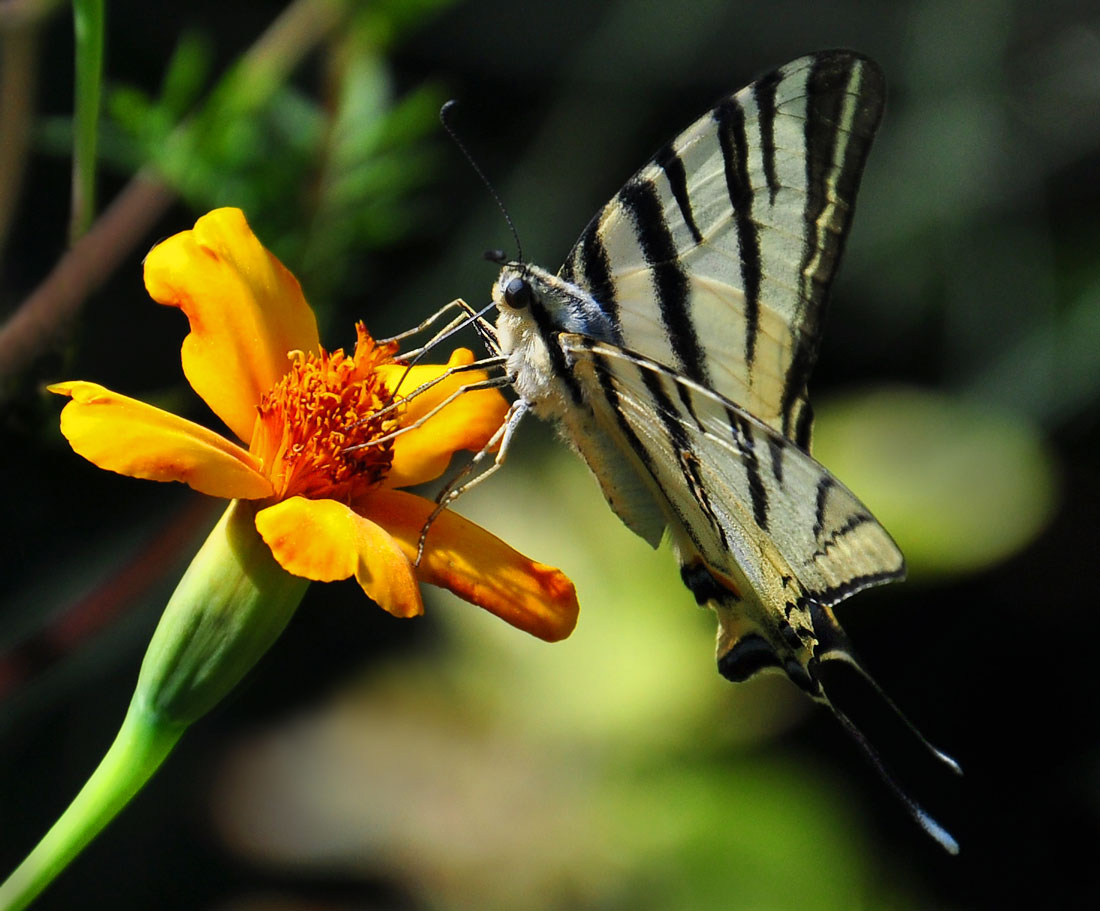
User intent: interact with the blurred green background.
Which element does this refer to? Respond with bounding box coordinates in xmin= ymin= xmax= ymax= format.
xmin=1 ymin=0 xmax=1096 ymax=907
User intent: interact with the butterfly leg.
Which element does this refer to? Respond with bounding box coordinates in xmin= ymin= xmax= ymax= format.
xmin=344 ymin=359 xmax=509 ymax=448
xmin=376 ymin=299 xmax=472 ymax=347
xmin=415 ymin=397 xmax=530 ymax=564
xmin=385 ymin=299 xmax=503 ymax=367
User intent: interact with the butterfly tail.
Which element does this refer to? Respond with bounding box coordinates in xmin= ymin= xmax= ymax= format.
xmin=709 ymin=589 xmax=960 ymax=853
xmin=806 ymin=600 xmax=962 ymax=854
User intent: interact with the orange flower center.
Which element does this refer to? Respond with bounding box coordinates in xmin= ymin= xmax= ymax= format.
xmin=251 ymin=323 xmax=400 ymax=502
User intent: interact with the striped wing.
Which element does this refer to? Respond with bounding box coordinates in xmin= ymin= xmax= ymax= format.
xmin=559 ymin=51 xmax=884 ymax=449
xmin=486 ymin=52 xmax=959 ymax=851
xmin=561 ymin=335 xmax=905 ymax=602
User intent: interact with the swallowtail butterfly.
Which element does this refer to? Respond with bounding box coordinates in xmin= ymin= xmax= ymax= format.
xmin=471 ymin=50 xmax=960 ymax=851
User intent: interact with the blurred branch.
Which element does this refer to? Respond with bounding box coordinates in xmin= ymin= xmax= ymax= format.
xmin=0 ymin=0 xmax=348 ymax=385
xmin=0 ymin=173 xmax=175 ymax=385
xmin=0 ymin=0 xmax=63 ymax=27
xmin=0 ymin=0 xmax=60 ymax=260
xmin=70 ymin=0 xmax=105 ymax=243
xmin=0 ymin=27 xmax=34 ymax=260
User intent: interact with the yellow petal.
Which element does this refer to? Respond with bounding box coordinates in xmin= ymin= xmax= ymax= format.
xmin=355 ymin=489 xmax=578 ymax=642
xmin=255 ymin=497 xmax=423 ymax=618
xmin=378 ymin=348 xmax=510 ymax=488
xmin=143 ymin=208 xmax=321 ymax=445
xmin=50 ymin=381 xmax=273 ymax=499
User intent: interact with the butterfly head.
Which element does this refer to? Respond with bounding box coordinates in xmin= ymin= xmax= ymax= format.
xmin=484 ymin=252 xmax=537 ymax=317
xmin=493 ymin=261 xmax=618 ymax=335
xmin=489 ymin=259 xmax=623 ymax=413
xmin=501 ymin=274 xmax=535 ymax=310
xmin=491 ymin=261 xmax=584 ymax=343
xmin=491 ymin=261 xmax=549 ymax=311
xmin=490 ymin=262 xmax=545 ymax=356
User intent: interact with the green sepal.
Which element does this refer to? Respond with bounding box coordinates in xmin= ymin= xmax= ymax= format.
xmin=135 ymin=498 xmax=309 ymax=725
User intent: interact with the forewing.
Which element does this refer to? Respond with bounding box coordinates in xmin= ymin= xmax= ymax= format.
xmin=559 ymin=51 xmax=884 ymax=449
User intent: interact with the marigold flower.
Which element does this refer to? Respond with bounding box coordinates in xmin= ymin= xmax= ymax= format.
xmin=49 ymin=207 xmax=578 ymax=640
xmin=0 ymin=209 xmax=579 ymax=911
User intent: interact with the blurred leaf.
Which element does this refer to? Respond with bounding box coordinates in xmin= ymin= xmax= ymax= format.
xmin=966 ymin=272 xmax=1100 ymax=426
xmin=601 ymin=762 xmax=889 ymax=911
xmin=43 ymin=2 xmax=452 ymax=327
xmin=813 ymin=386 xmax=1059 ymax=578
xmin=359 ymin=0 xmax=457 ymax=47
xmin=158 ymin=31 xmax=213 ymax=120
xmin=215 ymin=694 xmax=883 ymax=911
xmin=297 ymin=33 xmax=445 ymax=304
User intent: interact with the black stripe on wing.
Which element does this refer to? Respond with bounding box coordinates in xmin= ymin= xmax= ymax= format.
xmin=752 ymin=67 xmax=783 ymax=205
xmin=808 ymin=568 xmax=903 ymax=609
xmin=732 ymin=411 xmax=769 ymax=531
xmin=767 ymin=433 xmax=787 ymax=484
xmin=590 ymin=343 xmax=662 ymax=488
xmin=561 ymin=216 xmax=618 ymax=327
xmin=618 ymin=179 xmax=709 ymax=386
xmin=813 ymin=475 xmax=835 ymax=541
xmin=654 ymin=143 xmax=704 ymax=244
xmin=793 ymin=399 xmax=815 ymax=453
xmin=713 ymin=97 xmax=763 ymax=372
xmin=637 ymin=367 xmax=732 ymax=551
xmin=781 ymin=53 xmax=885 ymax=439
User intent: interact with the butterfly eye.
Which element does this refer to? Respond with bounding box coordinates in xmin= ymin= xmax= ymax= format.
xmin=503 ymin=277 xmax=534 ymax=310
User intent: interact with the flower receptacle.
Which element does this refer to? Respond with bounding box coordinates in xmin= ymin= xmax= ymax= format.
xmin=135 ymin=498 xmax=309 ymax=725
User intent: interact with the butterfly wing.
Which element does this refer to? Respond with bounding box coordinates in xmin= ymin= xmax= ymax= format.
xmin=560 ymin=336 xmax=959 ymax=853
xmin=552 ymin=391 xmax=669 ymax=547
xmin=559 ymin=51 xmax=884 ymax=449
xmin=488 ymin=51 xmax=958 ymax=851
xmin=560 ymin=335 xmax=904 ymax=604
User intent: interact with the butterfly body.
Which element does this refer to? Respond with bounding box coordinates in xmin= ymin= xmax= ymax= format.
xmin=484 ymin=50 xmax=960 ymax=851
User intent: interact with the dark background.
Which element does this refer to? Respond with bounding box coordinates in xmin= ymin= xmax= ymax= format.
xmin=2 ymin=0 xmax=1097 ymax=908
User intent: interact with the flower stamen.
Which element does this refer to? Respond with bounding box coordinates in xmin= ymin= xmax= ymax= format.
xmin=252 ymin=323 xmax=400 ymax=501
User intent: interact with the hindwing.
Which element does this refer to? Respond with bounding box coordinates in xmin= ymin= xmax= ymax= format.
xmin=560 ymin=335 xmax=905 ymax=603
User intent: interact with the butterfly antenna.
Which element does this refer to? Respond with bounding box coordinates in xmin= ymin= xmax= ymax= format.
xmin=440 ymin=100 xmax=524 ymax=263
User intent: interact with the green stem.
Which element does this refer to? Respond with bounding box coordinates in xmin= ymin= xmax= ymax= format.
xmin=70 ymin=0 xmax=105 ymax=243
xmin=0 ymin=705 xmax=184 ymax=911
xmin=0 ymin=501 xmax=308 ymax=909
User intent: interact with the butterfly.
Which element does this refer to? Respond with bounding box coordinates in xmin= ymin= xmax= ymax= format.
xmin=440 ymin=50 xmax=961 ymax=851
